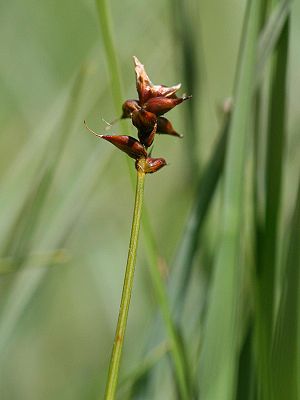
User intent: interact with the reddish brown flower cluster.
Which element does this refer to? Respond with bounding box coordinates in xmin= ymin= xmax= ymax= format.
xmin=87 ymin=57 xmax=191 ymax=174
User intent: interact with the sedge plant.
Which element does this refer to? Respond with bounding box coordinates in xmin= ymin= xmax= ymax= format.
xmin=85 ymin=57 xmax=191 ymax=400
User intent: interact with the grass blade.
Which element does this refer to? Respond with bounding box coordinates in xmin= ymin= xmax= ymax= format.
xmin=197 ymin=1 xmax=260 ymax=398
xmin=95 ymin=0 xmax=123 ymax=117
xmin=0 ymin=67 xmax=90 ymax=354
xmin=170 ymin=112 xmax=229 ymax=320
xmin=171 ymin=0 xmax=201 ymax=171
xmin=1 ymin=68 xmax=86 ymax=266
xmin=255 ymin=0 xmax=292 ymax=86
xmin=170 ymin=0 xmax=292 ymax=319
xmin=255 ymin=14 xmax=290 ymax=399
xmin=0 ymin=145 xmax=111 ymax=358
xmin=271 ymin=175 xmax=300 ymax=400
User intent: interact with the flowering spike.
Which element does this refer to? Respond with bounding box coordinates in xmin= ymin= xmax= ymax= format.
xmin=136 ymin=157 xmax=167 ymax=174
xmin=87 ymin=57 xmax=192 ymax=172
xmin=144 ymin=95 xmax=192 ymax=116
xmin=157 ymin=117 xmax=183 ymax=138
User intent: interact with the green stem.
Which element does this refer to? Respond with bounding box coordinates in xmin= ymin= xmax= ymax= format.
xmin=104 ymin=170 xmax=145 ymax=400
xmin=95 ymin=1 xmax=191 ymax=396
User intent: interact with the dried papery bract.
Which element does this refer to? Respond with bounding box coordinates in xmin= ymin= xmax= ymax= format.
xmin=133 ymin=56 xmax=153 ymax=104
xmin=133 ymin=56 xmax=182 ymax=103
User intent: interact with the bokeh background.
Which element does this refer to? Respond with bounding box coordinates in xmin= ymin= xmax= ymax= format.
xmin=0 ymin=0 xmax=299 ymax=399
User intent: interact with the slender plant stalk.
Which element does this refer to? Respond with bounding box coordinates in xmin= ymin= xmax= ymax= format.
xmin=104 ymin=170 xmax=145 ymax=400
xmin=95 ymin=1 xmax=191 ymax=397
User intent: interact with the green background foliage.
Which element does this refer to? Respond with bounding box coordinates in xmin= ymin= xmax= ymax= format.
xmin=0 ymin=0 xmax=299 ymax=399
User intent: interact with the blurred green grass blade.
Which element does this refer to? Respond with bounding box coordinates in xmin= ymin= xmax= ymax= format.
xmin=140 ymin=220 xmax=193 ymax=399
xmin=0 ymin=66 xmax=104 ymax=354
xmin=0 ymin=80 xmax=76 ymax=245
xmin=171 ymin=0 xmax=201 ymax=171
xmin=0 ymin=249 xmax=69 ymax=275
xmin=255 ymin=0 xmax=292 ymax=86
xmin=256 ymin=15 xmax=290 ymax=399
xmin=94 ymin=2 xmax=192 ymax=397
xmin=169 ymin=0 xmax=291 ymax=316
xmin=95 ymin=0 xmax=123 ymax=116
xmin=0 ymin=146 xmax=111 ymax=357
xmin=272 ymin=175 xmax=300 ymax=400
xmin=117 ymin=341 xmax=169 ymax=400
xmin=1 ymin=68 xmax=86 ymax=266
xmin=236 ymin=323 xmax=256 ymax=400
xmin=197 ymin=0 xmax=260 ymax=399
xmin=236 ymin=3 xmax=269 ymax=399
xmin=170 ymin=114 xmax=229 ymax=318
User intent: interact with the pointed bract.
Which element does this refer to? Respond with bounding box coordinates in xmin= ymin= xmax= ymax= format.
xmin=144 ymin=95 xmax=191 ymax=116
xmin=157 ymin=117 xmax=183 ymax=138
xmin=101 ymin=135 xmax=147 ymax=160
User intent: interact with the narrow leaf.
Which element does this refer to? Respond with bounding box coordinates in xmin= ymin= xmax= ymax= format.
xmin=198 ymin=1 xmax=260 ymax=399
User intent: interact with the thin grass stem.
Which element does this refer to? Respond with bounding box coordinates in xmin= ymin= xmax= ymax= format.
xmin=95 ymin=1 xmax=191 ymax=396
xmin=104 ymin=170 xmax=145 ymax=400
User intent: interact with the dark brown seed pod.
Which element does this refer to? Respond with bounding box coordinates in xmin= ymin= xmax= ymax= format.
xmin=157 ymin=117 xmax=183 ymax=138
xmin=131 ymin=109 xmax=157 ymax=147
xmin=84 ymin=121 xmax=147 ymax=160
xmin=143 ymin=95 xmax=191 ymax=116
xmin=101 ymin=135 xmax=147 ymax=159
xmin=138 ymin=122 xmax=157 ymax=148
